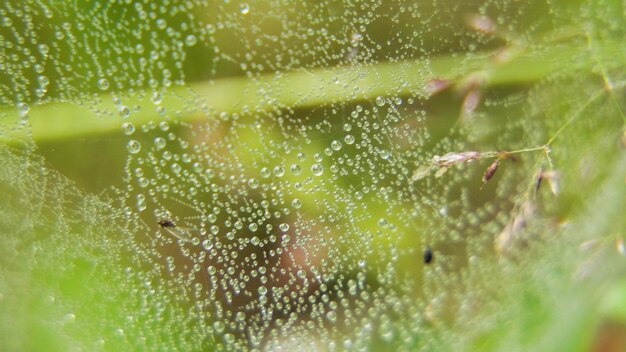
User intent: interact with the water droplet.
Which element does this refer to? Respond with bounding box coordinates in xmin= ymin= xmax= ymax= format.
xmin=127 ymin=140 xmax=141 ymax=154
xmin=326 ymin=311 xmax=337 ymax=322
xmin=122 ymin=122 xmax=135 ymax=135
xmin=380 ymin=150 xmax=390 ymax=161
xmin=213 ymin=321 xmax=225 ymax=333
xmin=185 ymin=34 xmax=197 ymax=47
xmin=151 ymin=92 xmax=163 ymax=105
xmin=119 ymin=106 xmax=131 ymax=118
xmin=224 ymin=333 xmax=235 ymax=344
xmin=239 ymin=3 xmax=250 ymax=15
xmin=290 ymin=164 xmax=302 ymax=175
xmin=97 ymin=78 xmax=110 ymax=91
xmin=37 ymin=75 xmax=49 ymax=86
xmin=154 ymin=137 xmax=166 ymax=149
xmin=248 ymin=178 xmax=259 ymax=189
xmin=311 ymin=163 xmax=324 ymax=176
xmin=17 ymin=102 xmax=29 ymax=117
xmin=273 ymin=166 xmax=285 ymax=177
xmin=37 ymin=44 xmax=49 ymax=56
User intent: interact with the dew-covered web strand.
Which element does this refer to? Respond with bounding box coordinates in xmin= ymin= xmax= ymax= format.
xmin=3 ymin=0 xmax=622 ymax=351
xmin=459 ymin=81 xmax=626 ymax=170
xmin=474 ymin=81 xmax=626 ymax=253
xmin=545 ymin=87 xmax=610 ymax=146
xmin=370 ymin=98 xmax=441 ymax=220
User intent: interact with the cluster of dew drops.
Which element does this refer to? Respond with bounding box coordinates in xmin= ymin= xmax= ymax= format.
xmin=0 ymin=0 xmax=530 ymax=350
xmin=120 ymin=94 xmax=441 ymax=349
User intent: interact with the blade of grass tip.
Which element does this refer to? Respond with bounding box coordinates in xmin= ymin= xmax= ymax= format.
xmin=1 ymin=38 xmax=619 ymax=144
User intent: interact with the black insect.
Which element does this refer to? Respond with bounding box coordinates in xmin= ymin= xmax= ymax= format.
xmin=158 ymin=218 xmax=193 ymax=242
xmin=158 ymin=219 xmax=176 ymax=228
xmin=423 ymin=246 xmax=433 ymax=264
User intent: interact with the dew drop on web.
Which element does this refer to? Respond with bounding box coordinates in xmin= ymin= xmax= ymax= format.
xmin=0 ymin=0 xmax=602 ymax=350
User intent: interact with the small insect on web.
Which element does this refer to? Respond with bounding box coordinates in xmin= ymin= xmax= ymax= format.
xmin=424 ymin=246 xmax=434 ymax=264
xmin=158 ymin=218 xmax=194 ymax=242
xmin=158 ymin=219 xmax=176 ymax=228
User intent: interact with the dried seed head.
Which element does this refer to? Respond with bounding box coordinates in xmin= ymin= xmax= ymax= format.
xmin=579 ymin=239 xmax=599 ymax=251
xmin=434 ymin=167 xmax=449 ymax=178
xmin=534 ymin=169 xmax=560 ymax=196
xmin=467 ymin=14 xmax=496 ymax=34
xmin=481 ymin=159 xmax=500 ymax=186
xmin=412 ymin=165 xmax=434 ymax=181
xmin=534 ymin=168 xmax=544 ymax=194
xmin=495 ymin=201 xmax=535 ymax=254
xmin=461 ymin=89 xmax=481 ymax=119
xmin=424 ymin=79 xmax=451 ymax=96
xmin=493 ymin=46 xmax=519 ymax=64
xmin=542 ymin=170 xmax=560 ymax=196
xmin=617 ymin=238 xmax=625 ymax=256
xmin=432 ymin=151 xmax=481 ymax=167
